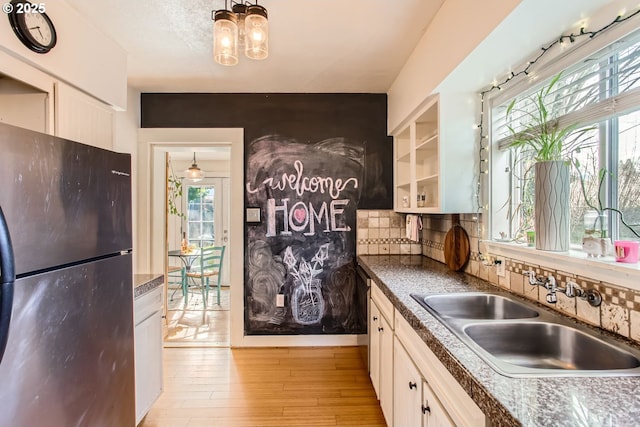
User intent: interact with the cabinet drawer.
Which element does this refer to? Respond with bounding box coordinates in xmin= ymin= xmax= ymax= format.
xmin=135 ymin=286 xmax=162 ymax=325
xmin=371 ymin=281 xmax=394 ymax=328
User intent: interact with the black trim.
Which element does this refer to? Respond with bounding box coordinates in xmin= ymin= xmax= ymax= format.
xmin=0 ymin=206 xmax=15 ymax=363
xmin=15 ymin=250 xmax=132 ymax=280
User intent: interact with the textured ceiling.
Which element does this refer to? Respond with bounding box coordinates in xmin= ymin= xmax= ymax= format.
xmin=65 ymin=0 xmax=445 ymax=93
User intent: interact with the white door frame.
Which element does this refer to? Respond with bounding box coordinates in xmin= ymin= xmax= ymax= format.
xmin=137 ymin=128 xmax=244 ymax=346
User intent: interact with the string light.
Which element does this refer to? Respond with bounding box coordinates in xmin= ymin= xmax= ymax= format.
xmin=474 ymin=7 xmax=640 ymax=265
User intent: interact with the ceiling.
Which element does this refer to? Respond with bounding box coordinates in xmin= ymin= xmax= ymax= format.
xmin=65 ymin=0 xmax=445 ymax=93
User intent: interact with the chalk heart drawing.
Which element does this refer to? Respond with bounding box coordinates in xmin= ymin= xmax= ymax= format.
xmin=293 ymin=207 xmax=306 ymax=223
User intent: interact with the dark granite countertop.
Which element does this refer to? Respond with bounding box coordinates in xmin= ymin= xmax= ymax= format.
xmin=134 ymin=274 xmax=164 ymax=299
xmin=358 ymin=254 xmax=640 ymax=427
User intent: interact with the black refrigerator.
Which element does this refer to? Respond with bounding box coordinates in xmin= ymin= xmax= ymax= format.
xmin=0 ymin=123 xmax=135 ymax=427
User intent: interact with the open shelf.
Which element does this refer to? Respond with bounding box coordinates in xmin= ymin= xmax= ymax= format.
xmin=392 ymin=92 xmax=475 ymax=214
xmin=393 ymin=95 xmax=441 ymax=212
xmin=416 ymin=173 xmax=439 ymax=184
xmin=416 ymin=133 xmax=438 ymax=151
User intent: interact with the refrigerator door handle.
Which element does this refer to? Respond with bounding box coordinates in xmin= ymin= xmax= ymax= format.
xmin=0 ymin=206 xmax=15 ymax=362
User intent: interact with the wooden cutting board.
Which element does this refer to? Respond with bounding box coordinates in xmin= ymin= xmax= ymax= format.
xmin=443 ymin=215 xmax=470 ymax=271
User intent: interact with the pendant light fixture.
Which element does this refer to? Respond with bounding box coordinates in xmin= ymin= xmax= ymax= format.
xmin=232 ymin=3 xmax=248 ymax=50
xmin=213 ymin=7 xmax=238 ymax=66
xmin=244 ymin=4 xmax=268 ymax=60
xmin=184 ymin=153 xmax=205 ymax=182
xmin=213 ymin=1 xmax=268 ymax=66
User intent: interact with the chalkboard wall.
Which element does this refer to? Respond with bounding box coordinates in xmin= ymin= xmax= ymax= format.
xmin=142 ymin=93 xmax=392 ymax=335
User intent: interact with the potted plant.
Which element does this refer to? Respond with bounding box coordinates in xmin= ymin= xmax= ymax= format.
xmin=506 ymin=73 xmax=590 ymax=251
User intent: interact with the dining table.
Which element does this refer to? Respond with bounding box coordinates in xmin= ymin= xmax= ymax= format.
xmin=167 ymin=248 xmax=203 ymax=296
xmin=168 ymin=248 xmax=202 ymax=273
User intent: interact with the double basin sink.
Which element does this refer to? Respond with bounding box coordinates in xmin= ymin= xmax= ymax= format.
xmin=411 ymin=292 xmax=640 ymax=377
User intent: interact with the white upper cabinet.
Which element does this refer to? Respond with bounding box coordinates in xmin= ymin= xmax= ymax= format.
xmin=392 ymin=93 xmax=476 ymax=214
xmin=55 ymin=82 xmax=114 ymax=150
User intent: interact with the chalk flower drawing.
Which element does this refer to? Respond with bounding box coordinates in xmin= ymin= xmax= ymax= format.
xmin=284 ymin=243 xmax=330 ymax=324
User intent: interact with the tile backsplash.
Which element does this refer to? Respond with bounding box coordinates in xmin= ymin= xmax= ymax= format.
xmin=356 ymin=210 xmax=421 ymax=255
xmin=357 ymin=210 xmax=640 ymax=345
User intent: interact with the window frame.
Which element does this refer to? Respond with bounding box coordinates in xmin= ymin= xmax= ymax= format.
xmin=183 ymin=182 xmax=217 ymax=248
xmin=489 ymin=29 xmax=640 ymax=246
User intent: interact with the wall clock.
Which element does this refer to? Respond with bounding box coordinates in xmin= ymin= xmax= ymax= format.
xmin=7 ymin=0 xmax=57 ymax=54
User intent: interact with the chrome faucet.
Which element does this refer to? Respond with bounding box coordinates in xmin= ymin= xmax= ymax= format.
xmin=521 ymin=270 xmax=602 ymax=307
xmin=544 ymin=275 xmax=558 ymax=303
xmin=563 ymin=281 xmax=603 ymax=307
xmin=523 ymin=269 xmax=545 ymax=286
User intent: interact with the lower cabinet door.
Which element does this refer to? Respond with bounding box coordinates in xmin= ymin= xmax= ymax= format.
xmin=379 ymin=314 xmax=394 ymax=426
xmin=135 ymin=307 xmax=163 ymax=424
xmin=393 ymin=340 xmax=422 ymax=427
xmin=423 ymin=380 xmax=455 ymax=427
xmin=369 ymin=301 xmax=381 ymax=398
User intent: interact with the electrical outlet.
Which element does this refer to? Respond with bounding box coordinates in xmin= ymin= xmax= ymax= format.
xmin=276 ymin=294 xmax=285 ymax=307
xmin=496 ymin=257 xmax=506 ymax=277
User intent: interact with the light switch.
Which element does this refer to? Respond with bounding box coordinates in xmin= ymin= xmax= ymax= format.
xmin=246 ymin=207 xmax=261 ymax=223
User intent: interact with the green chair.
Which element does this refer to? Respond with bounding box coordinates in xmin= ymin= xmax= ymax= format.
xmin=185 ymin=246 xmax=225 ymax=308
xmin=167 ymin=265 xmax=186 ymax=301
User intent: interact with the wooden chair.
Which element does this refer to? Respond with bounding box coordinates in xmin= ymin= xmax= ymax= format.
xmin=185 ymin=246 xmax=225 ymax=308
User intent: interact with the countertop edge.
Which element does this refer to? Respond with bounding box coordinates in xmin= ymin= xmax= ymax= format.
xmin=134 ymin=274 xmax=164 ymax=299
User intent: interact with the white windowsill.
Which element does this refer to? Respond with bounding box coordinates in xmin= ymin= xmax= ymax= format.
xmin=483 ymin=240 xmax=640 ymax=292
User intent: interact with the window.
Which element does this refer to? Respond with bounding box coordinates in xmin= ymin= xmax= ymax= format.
xmin=185 ymin=185 xmax=215 ymax=247
xmin=492 ymin=29 xmax=640 ymax=245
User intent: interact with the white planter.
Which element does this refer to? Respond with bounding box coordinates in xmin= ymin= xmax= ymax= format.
xmin=535 ymin=161 xmax=570 ymax=251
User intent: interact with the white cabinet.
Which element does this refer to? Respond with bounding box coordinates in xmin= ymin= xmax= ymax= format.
xmin=394 ymin=339 xmax=455 ymax=427
xmin=392 ymin=94 xmax=475 ymax=213
xmin=379 ymin=313 xmax=393 ymax=425
xmin=393 ymin=340 xmax=422 ymax=427
xmin=370 ymin=281 xmax=485 ymax=427
xmin=134 ymin=286 xmax=164 ymax=425
xmin=55 ymin=82 xmax=114 ymax=150
xmin=370 ymin=301 xmax=381 ymax=397
xmin=370 ymin=281 xmax=394 ymax=427
xmin=394 ymin=311 xmax=485 ymax=427
xmin=422 ymin=379 xmax=455 ymax=427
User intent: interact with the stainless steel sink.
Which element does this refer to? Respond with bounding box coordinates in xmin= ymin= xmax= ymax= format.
xmin=464 ymin=321 xmax=640 ymax=375
xmin=410 ymin=292 xmax=640 ymax=377
xmin=412 ymin=292 xmax=539 ymax=320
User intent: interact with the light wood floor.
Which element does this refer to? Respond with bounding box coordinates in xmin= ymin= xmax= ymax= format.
xmin=139 ymin=346 xmax=386 ymax=427
xmin=165 ymin=288 xmax=230 ymax=346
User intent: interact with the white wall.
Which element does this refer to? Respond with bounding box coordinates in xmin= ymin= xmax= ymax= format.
xmin=0 ymin=0 xmax=127 ymax=109
xmin=114 ymin=87 xmax=141 ymax=270
xmin=387 ymin=0 xmax=522 ymax=133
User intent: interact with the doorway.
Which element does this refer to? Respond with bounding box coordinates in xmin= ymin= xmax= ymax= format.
xmin=163 ymin=150 xmax=231 ymax=346
xmin=137 ymin=128 xmax=244 ymax=347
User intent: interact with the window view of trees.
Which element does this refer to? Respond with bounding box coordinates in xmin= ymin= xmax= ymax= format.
xmin=186 ymin=185 xmax=215 ymax=247
xmin=616 ymin=112 xmax=640 ymax=240
xmin=495 ymin=31 xmax=640 ymax=245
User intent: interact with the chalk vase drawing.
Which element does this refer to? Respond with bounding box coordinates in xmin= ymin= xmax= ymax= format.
xmin=291 ymin=278 xmax=324 ymax=325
